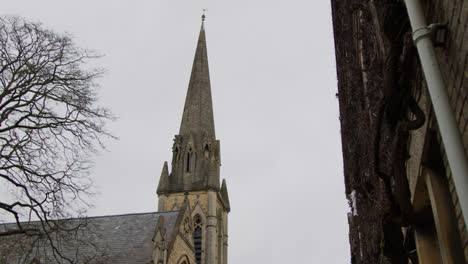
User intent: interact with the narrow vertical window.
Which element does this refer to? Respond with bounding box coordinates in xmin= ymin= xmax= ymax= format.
xmin=186 ymin=147 xmax=193 ymax=172
xmin=204 ymin=144 xmax=210 ymax=158
xmin=193 ymin=215 xmax=203 ymax=264
xmin=186 ymin=152 xmax=191 ymax=172
xmin=173 ymin=147 xmax=179 ymax=164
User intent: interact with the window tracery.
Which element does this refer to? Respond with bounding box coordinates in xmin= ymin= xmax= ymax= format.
xmin=183 ymin=217 xmax=191 ymax=238
xmin=193 ymin=214 xmax=203 ymax=264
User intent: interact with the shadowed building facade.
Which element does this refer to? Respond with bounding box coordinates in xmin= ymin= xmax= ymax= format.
xmin=0 ymin=16 xmax=229 ymax=264
xmin=331 ymin=0 xmax=468 ymax=263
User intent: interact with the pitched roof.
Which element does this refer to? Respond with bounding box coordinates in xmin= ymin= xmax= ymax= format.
xmin=0 ymin=211 xmax=180 ymax=264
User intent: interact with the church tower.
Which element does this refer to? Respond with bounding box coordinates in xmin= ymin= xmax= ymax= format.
xmin=157 ymin=15 xmax=230 ymax=264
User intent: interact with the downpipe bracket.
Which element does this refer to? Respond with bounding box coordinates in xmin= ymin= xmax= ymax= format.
xmin=412 ymin=23 xmax=449 ymax=47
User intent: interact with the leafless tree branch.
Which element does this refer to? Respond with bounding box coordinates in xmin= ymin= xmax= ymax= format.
xmin=0 ymin=16 xmax=114 ymax=263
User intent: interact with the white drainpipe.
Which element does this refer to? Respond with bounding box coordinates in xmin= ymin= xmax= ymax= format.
xmin=404 ymin=0 xmax=468 ymax=229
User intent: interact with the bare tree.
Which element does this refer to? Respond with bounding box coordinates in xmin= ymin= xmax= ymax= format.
xmin=0 ymin=16 xmax=113 ymax=262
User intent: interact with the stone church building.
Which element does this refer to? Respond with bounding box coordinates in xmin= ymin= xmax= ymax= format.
xmin=0 ymin=16 xmax=229 ymax=264
xmin=154 ymin=15 xmax=230 ymax=264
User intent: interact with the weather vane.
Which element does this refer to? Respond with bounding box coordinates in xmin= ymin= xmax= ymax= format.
xmin=202 ymin=8 xmax=208 ymax=21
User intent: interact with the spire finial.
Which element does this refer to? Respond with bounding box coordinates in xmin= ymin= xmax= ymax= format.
xmin=202 ymin=8 xmax=207 ymax=22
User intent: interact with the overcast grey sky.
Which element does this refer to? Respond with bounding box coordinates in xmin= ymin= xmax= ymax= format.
xmin=3 ymin=1 xmax=350 ymax=263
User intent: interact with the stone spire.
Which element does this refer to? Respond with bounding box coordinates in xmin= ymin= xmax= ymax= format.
xmin=156 ymin=17 xmax=230 ymax=264
xmin=157 ymin=17 xmax=220 ymax=194
xmin=220 ymin=179 xmax=230 ymax=212
xmin=179 ymin=17 xmax=215 ymax=139
xmin=157 ymin=161 xmax=169 ymax=194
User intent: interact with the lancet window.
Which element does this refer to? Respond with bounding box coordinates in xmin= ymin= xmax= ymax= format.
xmin=193 ymin=215 xmax=203 ymax=264
xmin=186 ymin=147 xmax=193 ymax=172
xmin=204 ymin=144 xmax=210 ymax=158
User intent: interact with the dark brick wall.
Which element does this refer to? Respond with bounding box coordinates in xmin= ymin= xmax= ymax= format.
xmin=423 ymin=0 xmax=468 ymax=259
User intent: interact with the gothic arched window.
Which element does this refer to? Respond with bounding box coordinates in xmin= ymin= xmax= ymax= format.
xmin=193 ymin=215 xmax=203 ymax=264
xmin=186 ymin=147 xmax=193 ymax=172
xmin=204 ymin=144 xmax=210 ymax=158
xmin=177 ymin=255 xmax=190 ymax=264
xmin=173 ymin=146 xmax=180 ymax=164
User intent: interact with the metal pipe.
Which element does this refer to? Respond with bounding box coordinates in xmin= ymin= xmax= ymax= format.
xmin=404 ymin=0 xmax=468 ymax=230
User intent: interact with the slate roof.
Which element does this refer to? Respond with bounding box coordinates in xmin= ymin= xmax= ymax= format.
xmin=0 ymin=211 xmax=180 ymax=264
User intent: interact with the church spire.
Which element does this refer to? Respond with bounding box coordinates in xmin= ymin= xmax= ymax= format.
xmin=156 ymin=18 xmax=230 ymax=264
xmin=179 ymin=15 xmax=215 ymax=139
xmin=157 ymin=16 xmax=220 ymax=194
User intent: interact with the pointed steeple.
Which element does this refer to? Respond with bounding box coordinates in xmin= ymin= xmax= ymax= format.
xmin=220 ymin=179 xmax=230 ymax=212
xmin=156 ymin=18 xmax=230 ymax=262
xmin=157 ymin=161 xmax=169 ymax=194
xmin=159 ymin=16 xmax=221 ymax=194
xmin=179 ymin=16 xmax=215 ymax=139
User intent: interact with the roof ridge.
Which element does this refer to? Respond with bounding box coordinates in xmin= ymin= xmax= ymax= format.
xmin=0 ymin=210 xmax=181 ymax=225
xmin=85 ymin=210 xmax=180 ymax=220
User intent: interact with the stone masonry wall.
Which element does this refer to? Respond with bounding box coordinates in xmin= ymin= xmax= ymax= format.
xmin=168 ymin=235 xmax=196 ymax=264
xmin=165 ymin=192 xmax=208 ymax=212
